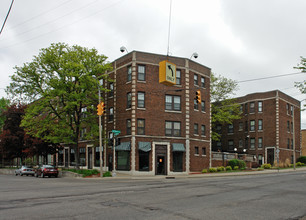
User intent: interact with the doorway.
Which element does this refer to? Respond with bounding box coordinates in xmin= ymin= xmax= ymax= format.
xmin=155 ymin=145 xmax=167 ymax=175
xmin=267 ymin=148 xmax=275 ymax=165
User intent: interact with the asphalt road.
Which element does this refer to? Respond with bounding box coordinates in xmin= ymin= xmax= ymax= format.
xmin=0 ymin=171 xmax=306 ymax=220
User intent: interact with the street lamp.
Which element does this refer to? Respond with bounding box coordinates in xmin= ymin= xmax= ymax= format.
xmin=120 ymin=46 xmax=128 ymax=53
xmin=93 ymin=75 xmax=103 ymax=178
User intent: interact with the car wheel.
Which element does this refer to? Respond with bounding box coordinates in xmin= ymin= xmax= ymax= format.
xmin=15 ymin=173 xmax=18 ymax=176
xmin=55 ymin=174 xmax=58 ymax=178
xmin=41 ymin=173 xmax=44 ymax=178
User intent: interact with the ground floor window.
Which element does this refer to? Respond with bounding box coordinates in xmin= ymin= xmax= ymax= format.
xmin=95 ymin=147 xmax=100 ymax=167
xmin=58 ymin=150 xmax=64 ymax=166
xmin=173 ymin=152 xmax=183 ymax=172
xmin=70 ymin=148 xmax=75 ymax=166
xmin=117 ymin=151 xmax=130 ymax=171
xmin=79 ymin=147 xmax=86 ymax=166
xmin=139 ymin=151 xmax=149 ymax=171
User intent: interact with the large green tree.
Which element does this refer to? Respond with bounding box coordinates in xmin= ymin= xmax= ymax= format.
xmin=211 ymin=73 xmax=241 ymax=141
xmin=0 ymin=98 xmax=9 ymax=132
xmin=7 ymin=43 xmax=112 ymax=168
xmin=294 ymin=56 xmax=306 ymax=109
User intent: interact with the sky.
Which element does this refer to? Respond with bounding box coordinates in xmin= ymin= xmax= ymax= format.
xmin=0 ymin=0 xmax=305 ymax=128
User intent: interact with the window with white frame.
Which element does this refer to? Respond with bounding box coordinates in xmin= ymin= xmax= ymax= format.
xmin=258 ymin=119 xmax=263 ymax=130
xmin=138 ymin=65 xmax=145 ymax=81
xmin=137 ymin=92 xmax=145 ymax=108
xmin=201 ymin=77 xmax=205 ymax=88
xmin=194 ymin=74 xmax=198 ymax=86
xmin=127 ymin=65 xmax=132 ymax=82
xmin=165 ymin=95 xmax=181 ymax=111
xmin=250 ymin=138 xmax=255 ymax=149
xmin=176 ymin=69 xmax=181 ymax=85
xmin=258 ymin=137 xmax=263 ymax=148
xmin=250 ymin=120 xmax=255 ymax=131
xmin=258 ymin=101 xmax=263 ymax=112
xmin=165 ymin=121 xmax=181 ymax=137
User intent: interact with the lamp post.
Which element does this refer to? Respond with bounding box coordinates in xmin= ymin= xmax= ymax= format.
xmin=93 ymin=76 xmax=103 ymax=178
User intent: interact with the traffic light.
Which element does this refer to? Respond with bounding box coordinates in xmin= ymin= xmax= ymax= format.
xmin=195 ymin=90 xmax=201 ymax=104
xmin=97 ymin=102 xmax=106 ymax=116
xmin=115 ymin=137 xmax=121 ymax=146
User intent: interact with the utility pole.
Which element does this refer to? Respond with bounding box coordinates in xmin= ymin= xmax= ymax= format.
xmin=293 ymin=106 xmax=296 ymax=170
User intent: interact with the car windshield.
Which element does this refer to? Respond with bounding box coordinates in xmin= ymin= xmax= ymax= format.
xmin=43 ymin=165 xmax=54 ymax=168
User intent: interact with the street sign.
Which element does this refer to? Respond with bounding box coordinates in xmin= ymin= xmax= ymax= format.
xmin=112 ymin=130 xmax=121 ymax=136
xmin=159 ymin=60 xmax=176 ymax=86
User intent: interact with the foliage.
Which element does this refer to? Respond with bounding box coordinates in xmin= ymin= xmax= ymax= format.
xmin=201 ymin=169 xmax=208 ymax=173
xmin=208 ymin=167 xmax=217 ymax=173
xmin=68 ymin=168 xmax=99 ymax=177
xmin=7 ymin=43 xmax=112 ymax=169
xmin=294 ymin=57 xmax=306 ymax=110
xmin=297 ymin=156 xmax=306 ymax=164
xmin=217 ymin=166 xmax=225 ymax=172
xmin=23 ymin=158 xmax=34 ymax=167
xmin=238 ymin=160 xmax=246 ymax=169
xmin=228 ymin=159 xmax=239 ymax=169
xmin=226 ymin=166 xmax=232 ymax=171
xmin=211 ymin=73 xmax=241 ymax=141
xmin=233 ymin=166 xmax=239 ymax=170
xmin=261 ymin=163 xmax=271 ymax=169
xmin=296 ymin=162 xmax=304 ymax=167
xmin=0 ymin=98 xmax=9 ymax=133
xmin=103 ymin=171 xmax=112 ymax=177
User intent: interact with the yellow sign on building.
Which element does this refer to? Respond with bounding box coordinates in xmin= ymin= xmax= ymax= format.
xmin=159 ymin=60 xmax=176 ymax=86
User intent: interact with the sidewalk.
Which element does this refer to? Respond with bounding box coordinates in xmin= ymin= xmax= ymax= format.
xmin=106 ymin=166 xmax=306 ymax=180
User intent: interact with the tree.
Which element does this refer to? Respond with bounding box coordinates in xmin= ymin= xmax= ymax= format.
xmin=294 ymin=56 xmax=306 ymax=109
xmin=211 ymin=73 xmax=241 ymax=141
xmin=7 ymin=43 xmax=112 ymax=169
xmin=0 ymin=98 xmax=9 ymax=132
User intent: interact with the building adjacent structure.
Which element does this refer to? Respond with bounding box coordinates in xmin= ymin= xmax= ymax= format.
xmin=58 ymin=51 xmax=211 ymax=175
xmin=212 ymin=90 xmax=301 ymax=167
xmin=302 ymin=129 xmax=306 ymax=156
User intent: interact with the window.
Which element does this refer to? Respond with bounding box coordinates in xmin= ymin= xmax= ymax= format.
xmin=240 ymin=104 xmax=243 ymax=113
xmin=109 ymin=107 xmax=114 ymax=121
xmin=258 ymin=101 xmax=263 ymax=112
xmin=117 ymin=151 xmax=130 ymax=171
xmin=138 ymin=65 xmax=145 ymax=81
xmin=165 ymin=95 xmax=181 ymax=111
xmin=80 ymin=128 xmax=86 ymax=140
xmin=291 ymin=122 xmax=293 ymax=133
xmin=194 ymin=74 xmax=198 ymax=86
xmin=290 ymin=105 xmax=293 ymax=116
xmin=250 ymin=102 xmax=255 ymax=113
xmin=245 ymin=103 xmax=248 ymax=114
xmin=217 ymin=142 xmax=222 ymax=151
xmin=201 ymin=125 xmax=206 ymax=136
xmin=194 ymin=123 xmax=198 ymax=135
xmin=287 ymin=138 xmax=290 ymax=149
xmin=202 ymin=147 xmax=206 ymax=156
xmin=127 ymin=92 xmax=132 ymax=109
xmin=137 ymin=92 xmax=145 ymax=108
xmin=228 ymin=140 xmax=234 ymax=151
xmin=250 ymin=138 xmax=255 ymax=149
xmin=70 ymin=148 xmax=75 ymax=166
xmin=139 ymin=150 xmax=149 ymax=171
xmin=286 ymin=104 xmax=290 ymax=115
xmin=201 ymin=77 xmax=205 ymax=88
xmin=95 ymin=147 xmax=100 ymax=167
xmin=176 ymin=69 xmax=181 ymax=85
xmin=195 ymin=146 xmax=199 ymax=155
xmin=165 ymin=121 xmax=181 ymax=137
xmin=109 ymin=83 xmax=114 ymax=97
xmin=127 ymin=66 xmax=132 ymax=82
xmin=126 ymin=119 xmax=131 ymax=135
xmin=258 ymin=119 xmax=263 ymax=130
xmin=287 ymin=121 xmax=290 ymax=132
xmin=173 ymin=152 xmax=183 ymax=172
xmin=137 ymin=119 xmax=145 ymax=135
xmin=258 ymin=137 xmax=263 ymax=148
xmin=239 ymin=122 xmax=243 ymax=131
xmin=81 ymin=107 xmax=87 ymax=118
xmin=291 ymin=139 xmax=293 ymax=149
xmin=250 ymin=120 xmax=255 ymax=131
xmin=194 ymin=99 xmax=199 ymax=110
xmin=79 ymin=147 xmax=86 ymax=166
xmin=239 ymin=139 xmax=243 ymax=148
xmin=228 ymin=124 xmax=234 ymax=133
xmin=201 ymin=101 xmax=205 ymax=112
xmin=245 ymin=121 xmax=248 ymax=131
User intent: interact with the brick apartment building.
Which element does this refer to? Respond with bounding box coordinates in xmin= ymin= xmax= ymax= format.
xmin=58 ymin=51 xmax=211 ymax=175
xmin=212 ymin=90 xmax=301 ymax=167
xmin=302 ymin=129 xmax=306 ymax=156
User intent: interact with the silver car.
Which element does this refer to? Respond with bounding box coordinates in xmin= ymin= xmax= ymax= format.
xmin=15 ymin=166 xmax=35 ymax=176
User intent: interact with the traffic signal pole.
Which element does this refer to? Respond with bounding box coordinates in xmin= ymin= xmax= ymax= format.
xmin=98 ymin=90 xmax=103 ymax=178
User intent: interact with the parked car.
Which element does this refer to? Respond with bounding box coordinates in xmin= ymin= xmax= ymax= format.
xmin=35 ymin=165 xmax=58 ymax=178
xmin=15 ymin=166 xmax=35 ymax=176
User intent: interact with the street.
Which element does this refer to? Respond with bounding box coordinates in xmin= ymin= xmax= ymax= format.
xmin=0 ymin=171 xmax=306 ymax=220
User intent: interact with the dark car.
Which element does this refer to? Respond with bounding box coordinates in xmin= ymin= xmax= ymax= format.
xmin=35 ymin=165 xmax=58 ymax=178
xmin=15 ymin=166 xmax=35 ymax=176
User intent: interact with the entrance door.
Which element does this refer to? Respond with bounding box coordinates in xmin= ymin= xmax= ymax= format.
xmin=155 ymin=145 xmax=167 ymax=175
xmin=88 ymin=147 xmax=92 ymax=169
xmin=267 ymin=148 xmax=275 ymax=165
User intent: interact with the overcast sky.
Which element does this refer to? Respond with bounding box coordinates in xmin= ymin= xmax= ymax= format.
xmin=0 ymin=0 xmax=305 ymax=128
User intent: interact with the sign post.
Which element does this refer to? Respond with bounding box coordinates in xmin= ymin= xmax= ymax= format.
xmin=112 ymin=130 xmax=120 ymax=176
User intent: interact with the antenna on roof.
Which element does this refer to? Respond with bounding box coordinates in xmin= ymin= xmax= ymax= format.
xmin=166 ymin=0 xmax=173 ymax=60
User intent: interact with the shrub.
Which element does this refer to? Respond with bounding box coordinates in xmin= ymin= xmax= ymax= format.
xmin=296 ymin=162 xmax=304 ymax=167
xmin=208 ymin=168 xmax=217 ymax=173
xmin=228 ymin=159 xmax=239 ymax=169
xmin=238 ymin=160 xmax=246 ymax=169
xmin=202 ymin=169 xmax=208 ymax=173
xmin=233 ymin=166 xmax=239 ymax=170
xmin=103 ymin=171 xmax=112 ymax=177
xmin=297 ymin=156 xmax=306 ymax=164
xmin=68 ymin=169 xmax=99 ymax=177
xmin=226 ymin=166 xmax=232 ymax=171
xmin=261 ymin=163 xmax=271 ymax=169
xmin=217 ymin=166 xmax=225 ymax=172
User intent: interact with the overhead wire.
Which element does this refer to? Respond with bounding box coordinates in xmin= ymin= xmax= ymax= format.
xmin=0 ymin=0 xmax=15 ymax=36
xmin=237 ymin=72 xmax=304 ymax=83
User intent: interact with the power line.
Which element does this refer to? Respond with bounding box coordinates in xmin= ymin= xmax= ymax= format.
xmin=237 ymin=72 xmax=304 ymax=83
xmin=0 ymin=0 xmax=14 ymax=36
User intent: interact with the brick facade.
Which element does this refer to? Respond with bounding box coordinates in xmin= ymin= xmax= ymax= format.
xmin=212 ymin=90 xmax=301 ymax=167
